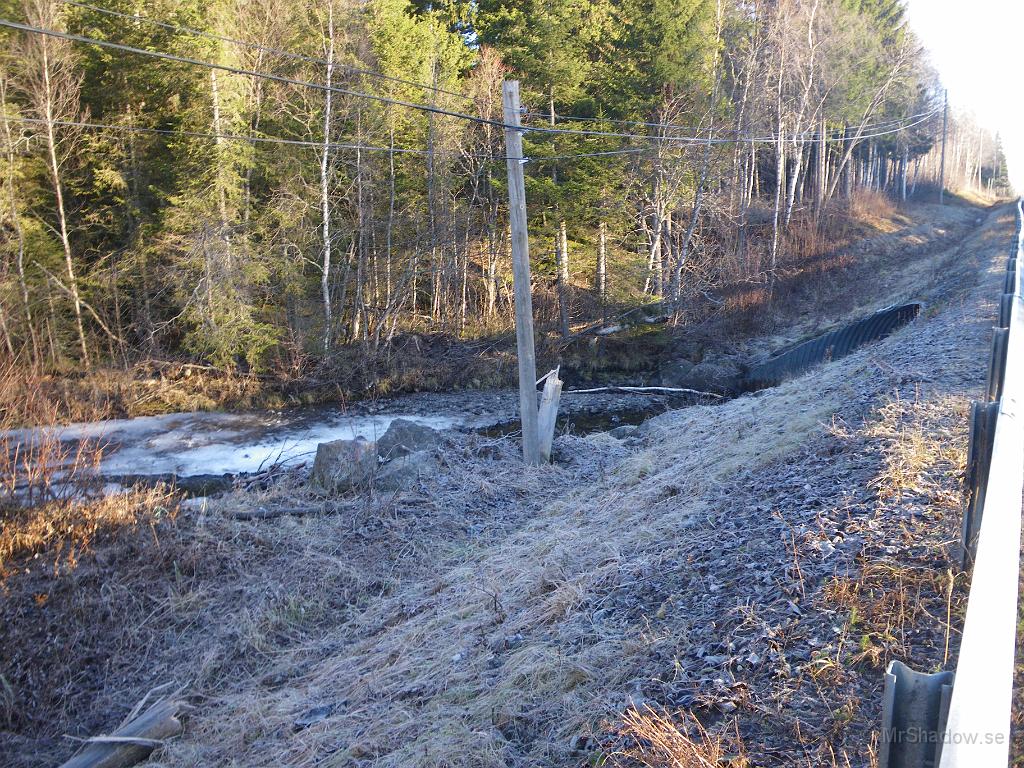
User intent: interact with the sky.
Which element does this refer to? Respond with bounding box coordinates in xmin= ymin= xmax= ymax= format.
xmin=904 ymin=0 xmax=1024 ymax=190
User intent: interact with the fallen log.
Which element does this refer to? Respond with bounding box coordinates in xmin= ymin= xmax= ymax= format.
xmin=562 ymin=385 xmax=724 ymax=399
xmin=60 ymin=699 xmax=184 ymax=768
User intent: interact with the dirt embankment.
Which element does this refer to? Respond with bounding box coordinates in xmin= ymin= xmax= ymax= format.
xmin=0 ymin=200 xmax=1014 ymax=767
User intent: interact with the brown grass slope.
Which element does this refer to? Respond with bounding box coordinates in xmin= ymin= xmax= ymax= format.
xmin=0 ymin=202 xmax=1012 ymax=767
xmin=154 ymin=205 xmax=1009 ymax=766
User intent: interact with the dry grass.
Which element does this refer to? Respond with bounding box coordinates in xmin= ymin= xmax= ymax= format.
xmin=0 ymin=484 xmax=178 ymax=579
xmin=863 ymin=393 xmax=969 ymax=503
xmin=0 ymin=201 xmax=1009 ymax=767
xmin=820 ymin=393 xmax=971 ymax=673
xmin=846 ymin=190 xmax=899 ymax=229
xmin=150 ymin=364 xmax=858 ymax=768
xmin=607 ymin=706 xmax=742 ymax=767
xmin=0 ymin=360 xmax=108 ymax=507
xmin=823 ymin=563 xmax=961 ymax=669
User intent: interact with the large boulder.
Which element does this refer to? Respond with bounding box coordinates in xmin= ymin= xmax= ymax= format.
xmin=377 ymin=418 xmax=443 ymax=459
xmin=658 ymin=359 xmax=696 ymax=387
xmin=374 ymin=450 xmax=437 ymax=491
xmin=311 ymin=437 xmax=378 ymax=493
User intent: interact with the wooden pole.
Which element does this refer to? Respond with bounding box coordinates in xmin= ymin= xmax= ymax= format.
xmin=939 ymin=88 xmax=948 ymax=205
xmin=536 ymin=367 xmax=563 ymax=463
xmin=502 ymin=81 xmax=540 ymax=465
xmin=60 ymin=700 xmax=184 ymax=768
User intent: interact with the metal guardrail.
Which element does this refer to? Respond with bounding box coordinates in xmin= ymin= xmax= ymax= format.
xmin=938 ymin=201 xmax=1024 ymax=767
xmin=882 ymin=200 xmax=1024 ymax=767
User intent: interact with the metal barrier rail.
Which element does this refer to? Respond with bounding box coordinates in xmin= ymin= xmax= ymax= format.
xmin=881 ymin=201 xmax=1024 ymax=768
xmin=938 ymin=201 xmax=1024 ymax=766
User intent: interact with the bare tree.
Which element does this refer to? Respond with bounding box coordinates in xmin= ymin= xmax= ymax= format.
xmin=319 ymin=0 xmax=336 ymax=352
xmin=19 ymin=0 xmax=89 ymax=366
xmin=0 ymin=70 xmax=38 ymax=361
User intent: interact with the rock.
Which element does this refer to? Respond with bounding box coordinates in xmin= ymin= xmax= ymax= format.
xmin=312 ymin=437 xmax=378 ymax=493
xmin=569 ymin=734 xmax=596 ymax=753
xmin=609 ymin=424 xmax=638 ymax=439
xmin=658 ymin=359 xmax=696 ymax=387
xmin=293 ymin=704 xmax=334 ymax=731
xmin=378 ymin=418 xmax=443 ymax=459
xmin=638 ymin=410 xmax=682 ymax=435
xmin=489 ymin=633 xmax=525 ymax=653
xmin=675 ymin=360 xmax=743 ymax=393
xmin=374 ymin=450 xmax=437 ymax=491
xmin=179 ymin=496 xmax=208 ymax=512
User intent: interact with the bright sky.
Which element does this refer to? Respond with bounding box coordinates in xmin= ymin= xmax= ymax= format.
xmin=904 ymin=0 xmax=1024 ymax=191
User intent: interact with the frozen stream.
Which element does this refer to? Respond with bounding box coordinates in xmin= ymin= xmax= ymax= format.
xmin=3 ymin=388 xmax=682 ymax=492
xmin=6 ymin=409 xmax=463 ymax=480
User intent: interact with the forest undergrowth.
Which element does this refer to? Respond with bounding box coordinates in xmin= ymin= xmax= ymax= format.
xmin=2 ymin=191 xmax=991 ymax=428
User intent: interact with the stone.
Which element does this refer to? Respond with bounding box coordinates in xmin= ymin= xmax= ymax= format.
xmin=674 ymin=359 xmax=743 ymax=393
xmin=311 ymin=437 xmax=378 ymax=493
xmin=638 ymin=410 xmax=682 ymax=435
xmin=609 ymin=424 xmax=639 ymax=439
xmin=377 ymin=418 xmax=442 ymax=459
xmin=657 ymin=359 xmax=696 ymax=387
xmin=374 ymin=450 xmax=437 ymax=491
xmin=293 ymin=704 xmax=334 ymax=731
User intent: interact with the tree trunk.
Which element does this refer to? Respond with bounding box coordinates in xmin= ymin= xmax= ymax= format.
xmin=558 ymin=220 xmax=570 ymax=285
xmin=41 ymin=44 xmax=89 ymax=367
xmin=209 ymin=70 xmax=233 ymax=270
xmin=319 ymin=0 xmax=335 ymax=353
xmin=783 ymin=142 xmax=804 ymax=228
xmin=769 ymin=127 xmax=786 ymax=289
xmin=555 ymin=226 xmax=570 ymax=338
xmin=0 ymin=76 xmax=38 ymax=361
xmin=814 ymin=115 xmax=826 ymax=222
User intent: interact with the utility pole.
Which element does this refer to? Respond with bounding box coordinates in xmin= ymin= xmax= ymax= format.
xmin=939 ymin=88 xmax=948 ymax=205
xmin=502 ymin=81 xmax=541 ymax=465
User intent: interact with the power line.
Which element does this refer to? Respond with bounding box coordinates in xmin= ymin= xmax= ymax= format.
xmin=3 ymin=114 xmax=653 ymax=162
xmin=532 ymin=106 xmax=943 ymax=142
xmin=526 ymin=112 xmax=746 ymax=134
xmin=0 ymin=19 xmax=760 ymax=146
xmin=4 ymin=114 xmax=433 ymax=155
xmin=0 ymin=19 xmax=943 ymax=149
xmin=60 ymin=0 xmax=472 ymax=103
xmin=850 ymin=110 xmax=941 ymax=142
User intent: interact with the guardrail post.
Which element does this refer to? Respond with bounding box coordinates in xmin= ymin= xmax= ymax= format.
xmin=985 ymin=327 xmax=1009 ymax=402
xmin=998 ymin=293 xmax=1013 ymax=328
xmin=961 ymin=400 xmax=999 ymax=566
xmin=880 ymin=660 xmax=954 ymax=768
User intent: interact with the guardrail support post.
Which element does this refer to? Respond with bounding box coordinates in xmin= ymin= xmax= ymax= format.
xmin=999 ymin=293 xmax=1013 ymax=328
xmin=961 ymin=400 xmax=999 ymax=566
xmin=880 ymin=660 xmax=954 ymax=768
xmin=985 ymin=327 xmax=1009 ymax=402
